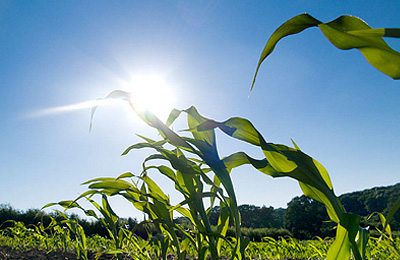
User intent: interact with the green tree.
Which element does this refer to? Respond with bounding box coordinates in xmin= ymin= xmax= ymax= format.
xmin=284 ymin=196 xmax=333 ymax=239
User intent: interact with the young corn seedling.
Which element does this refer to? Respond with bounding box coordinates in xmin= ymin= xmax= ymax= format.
xmin=367 ymin=211 xmax=400 ymax=259
xmin=44 ymin=195 xmax=125 ymax=260
xmin=89 ymin=100 xmax=250 ymax=259
xmin=82 ymin=173 xmax=191 ymax=260
xmin=82 ymin=154 xmax=235 ymax=259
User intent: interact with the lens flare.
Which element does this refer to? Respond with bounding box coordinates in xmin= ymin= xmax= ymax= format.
xmin=25 ymin=74 xmax=175 ymax=122
xmin=25 ymin=99 xmax=119 ymax=119
xmin=125 ymin=74 xmax=175 ymax=120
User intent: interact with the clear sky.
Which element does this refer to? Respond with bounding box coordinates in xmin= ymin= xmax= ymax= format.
xmin=1 ymin=1 xmax=399 ymax=220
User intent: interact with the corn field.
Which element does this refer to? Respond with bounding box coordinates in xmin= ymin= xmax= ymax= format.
xmin=1 ymin=14 xmax=400 ymax=260
xmin=1 ymin=220 xmax=399 ymax=259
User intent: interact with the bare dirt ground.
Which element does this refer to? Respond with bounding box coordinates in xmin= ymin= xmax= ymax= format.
xmin=0 ymin=246 xmax=130 ymax=260
xmin=0 ymin=246 xmax=307 ymax=260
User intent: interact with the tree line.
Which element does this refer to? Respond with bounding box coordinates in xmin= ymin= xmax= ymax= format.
xmin=1 ymin=182 xmax=398 ymax=241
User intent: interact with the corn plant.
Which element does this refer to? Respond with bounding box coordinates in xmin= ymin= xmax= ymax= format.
xmin=80 ymin=138 xmax=242 ymax=259
xmin=81 ymin=174 xmax=192 ymax=260
xmin=249 ymin=13 xmax=400 ymax=260
xmin=46 ymin=192 xmax=166 ymax=260
xmin=62 ymin=215 xmax=88 ymax=260
xmin=119 ymin=227 xmax=154 ymax=260
xmin=29 ymin=215 xmax=68 ymax=253
xmin=89 ymin=91 xmax=337 ymax=259
xmin=44 ymin=195 xmax=127 ymax=260
xmin=367 ymin=211 xmax=400 ymax=259
xmin=88 ymin=89 xmax=394 ymax=259
xmin=89 ymin=95 xmax=252 ymax=259
xmin=251 ymin=13 xmax=400 ymax=91
xmin=37 ymin=13 xmax=399 ymax=260
xmin=0 ymin=221 xmax=41 ymax=250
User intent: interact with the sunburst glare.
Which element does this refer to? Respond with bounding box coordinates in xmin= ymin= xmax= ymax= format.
xmin=124 ymin=74 xmax=175 ymax=120
xmin=25 ymin=99 xmax=120 ymax=119
xmin=25 ymin=74 xmax=175 ymax=122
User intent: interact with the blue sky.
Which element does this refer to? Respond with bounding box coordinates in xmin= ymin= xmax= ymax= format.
xmin=1 ymin=1 xmax=399 ymax=220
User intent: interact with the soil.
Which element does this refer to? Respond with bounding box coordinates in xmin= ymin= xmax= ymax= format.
xmin=0 ymin=246 xmax=132 ymax=260
xmin=0 ymin=247 xmax=306 ymax=260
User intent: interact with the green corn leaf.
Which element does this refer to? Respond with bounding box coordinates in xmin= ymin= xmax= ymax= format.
xmin=146 ymin=165 xmax=188 ymax=197
xmin=101 ymin=195 xmax=119 ymax=224
xmin=198 ymin=168 xmax=216 ymax=186
xmin=56 ymin=200 xmax=81 ymax=209
xmin=216 ymin=202 xmax=230 ymax=254
xmin=240 ymin=237 xmax=250 ymax=260
xmin=120 ymin=190 xmax=140 ymax=203
xmin=136 ymin=134 xmax=167 ymax=147
xmin=347 ymin=28 xmax=400 ymax=38
xmin=88 ymin=180 xmax=133 ymax=190
xmin=83 ymin=209 xmax=97 ymax=218
xmin=116 ymin=172 xmax=134 ymax=179
xmin=298 ymin=182 xmax=341 ymax=223
xmin=81 ymin=177 xmax=117 ymax=185
xmin=327 ymin=213 xmax=362 ymax=260
xmin=327 ymin=224 xmax=352 ymax=260
xmin=185 ymin=106 xmax=215 ymax=147
xmin=222 ymin=151 xmax=276 ymax=176
xmin=141 ymin=175 xmax=169 ymax=202
xmin=42 ymin=202 xmax=58 ymax=209
xmin=137 ymin=134 xmax=167 ymax=147
xmin=85 ymin=197 xmax=118 ymax=237
xmin=198 ymin=118 xmax=324 ymax=180
xmin=175 ymin=170 xmax=189 ymax=196
xmin=170 ymin=197 xmax=193 ymax=212
xmin=251 ymin=13 xmax=321 ymax=91
xmin=72 ymin=190 xmax=98 ymax=202
xmin=143 ymin=154 xmax=168 ymax=166
xmin=150 ymin=165 xmax=177 ymax=182
xmin=139 ymin=109 xmax=195 ymax=150
xmin=151 ymin=199 xmax=173 ymax=222
xmin=252 ymin=14 xmax=400 ymax=91
xmin=122 ymin=142 xmax=159 ymax=156
xmin=383 ymin=197 xmax=400 ymax=235
xmin=356 ymin=227 xmax=369 ymax=260
xmin=319 ymin=15 xmax=400 ymax=79
xmin=195 ymin=117 xmax=261 ymax=146
xmin=376 ymin=212 xmax=393 ymax=239
xmin=195 ymin=115 xmax=345 ymax=224
xmin=166 ymin=108 xmax=182 ymax=127
xmin=175 ymin=207 xmax=197 ymax=226
xmin=106 ymin=249 xmax=125 ymax=255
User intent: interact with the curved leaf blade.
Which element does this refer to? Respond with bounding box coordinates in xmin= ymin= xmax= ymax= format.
xmin=252 ymin=14 xmax=400 ymax=91
xmin=251 ymin=13 xmax=321 ymax=91
xmin=318 ymin=15 xmax=400 ymax=79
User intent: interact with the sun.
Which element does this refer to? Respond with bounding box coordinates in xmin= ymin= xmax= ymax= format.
xmin=124 ymin=74 xmax=175 ymax=120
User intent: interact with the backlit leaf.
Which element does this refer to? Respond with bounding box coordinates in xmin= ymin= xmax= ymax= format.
xmin=88 ymin=180 xmax=133 ymax=190
xmin=251 ymin=13 xmax=321 ymax=90
xmin=383 ymin=197 xmax=400 ymax=235
xmin=252 ymin=14 xmax=400 ymax=91
xmin=319 ymin=15 xmax=400 ymax=79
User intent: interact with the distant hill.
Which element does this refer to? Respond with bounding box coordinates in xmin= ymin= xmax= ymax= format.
xmin=339 ymin=182 xmax=400 ymax=230
xmin=284 ymin=182 xmax=400 ymax=239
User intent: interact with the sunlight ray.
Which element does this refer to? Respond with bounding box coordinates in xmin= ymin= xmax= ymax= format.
xmin=25 ymin=99 xmax=119 ymax=119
